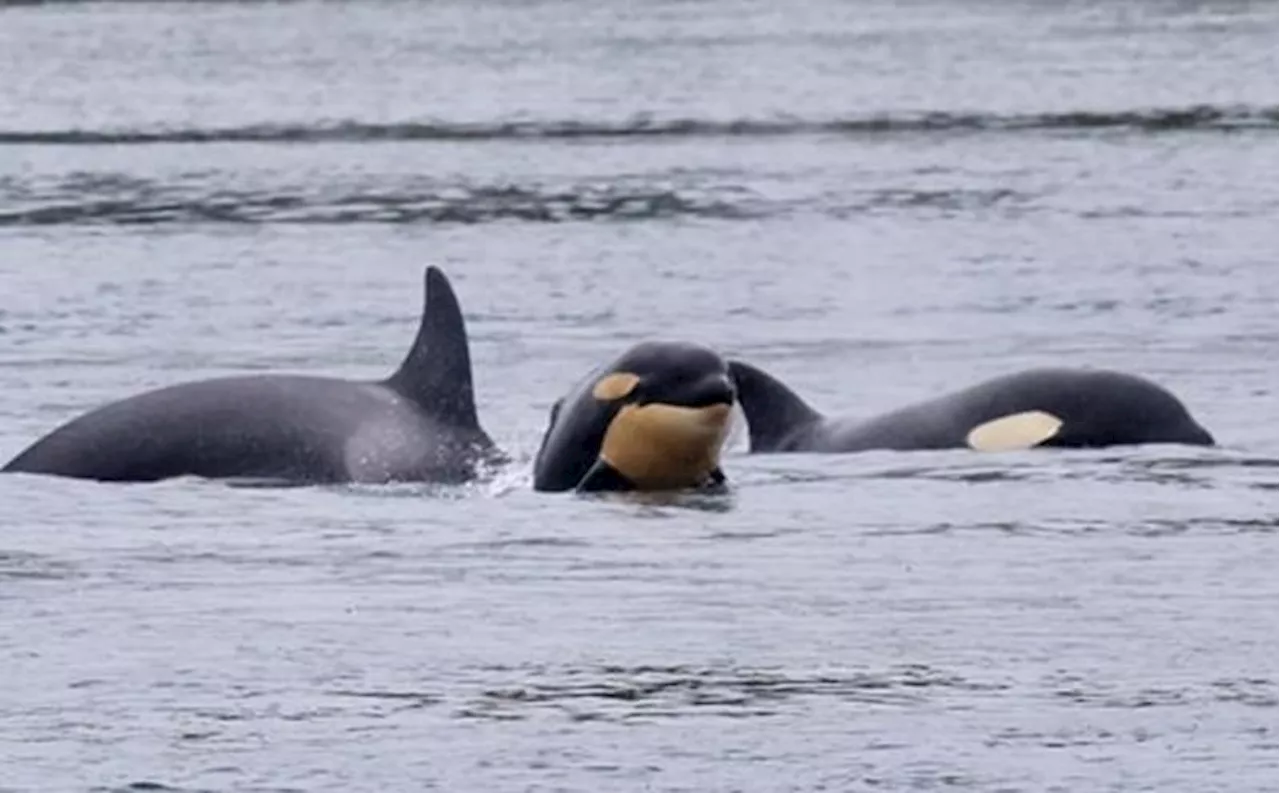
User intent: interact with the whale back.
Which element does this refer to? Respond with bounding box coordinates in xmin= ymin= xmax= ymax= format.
xmin=385 ymin=266 xmax=482 ymax=430
xmin=2 ymin=265 xmax=496 ymax=484
xmin=726 ymin=360 xmax=823 ymax=452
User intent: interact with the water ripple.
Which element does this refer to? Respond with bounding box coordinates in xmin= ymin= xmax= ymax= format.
xmin=452 ymin=663 xmax=1005 ymax=722
xmin=0 ymin=550 xmax=80 ymax=582
xmin=0 ymin=175 xmax=760 ymax=226
xmin=1044 ymin=673 xmax=1279 ymax=710
xmin=1 ymin=104 xmax=1272 ymax=146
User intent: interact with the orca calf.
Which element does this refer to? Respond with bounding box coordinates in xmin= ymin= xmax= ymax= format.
xmin=534 ymin=341 xmax=736 ymax=492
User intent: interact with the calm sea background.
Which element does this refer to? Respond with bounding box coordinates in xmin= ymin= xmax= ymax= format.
xmin=0 ymin=1 xmax=1276 ymax=791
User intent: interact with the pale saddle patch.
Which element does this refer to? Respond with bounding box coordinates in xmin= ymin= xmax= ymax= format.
xmin=965 ymin=410 xmax=1064 ymax=452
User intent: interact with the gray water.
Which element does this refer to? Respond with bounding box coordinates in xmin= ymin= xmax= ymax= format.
xmin=0 ymin=1 xmax=1277 ymax=791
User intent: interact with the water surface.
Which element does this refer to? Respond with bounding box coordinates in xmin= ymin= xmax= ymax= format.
xmin=0 ymin=1 xmax=1276 ymax=791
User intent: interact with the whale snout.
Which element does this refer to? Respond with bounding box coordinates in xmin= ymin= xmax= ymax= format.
xmin=680 ymin=373 xmax=736 ymax=409
xmin=639 ymin=371 xmax=736 ymax=410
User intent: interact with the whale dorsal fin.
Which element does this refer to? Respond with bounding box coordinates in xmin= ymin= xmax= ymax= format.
xmin=727 ymin=360 xmax=823 ymax=452
xmin=385 ymin=266 xmax=480 ymax=428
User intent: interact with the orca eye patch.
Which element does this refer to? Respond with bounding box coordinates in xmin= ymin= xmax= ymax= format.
xmin=965 ymin=410 xmax=1063 ymax=452
xmin=592 ymin=372 xmax=641 ymax=402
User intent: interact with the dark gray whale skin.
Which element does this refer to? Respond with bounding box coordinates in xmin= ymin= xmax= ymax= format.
xmin=727 ymin=361 xmax=1216 ymax=454
xmin=3 ymin=266 xmax=503 ymax=485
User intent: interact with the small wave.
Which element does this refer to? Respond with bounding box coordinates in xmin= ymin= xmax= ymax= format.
xmin=1125 ymin=517 xmax=1278 ymax=536
xmin=94 ymin=783 xmax=302 ymax=793
xmin=453 ymin=662 xmax=1006 ymax=722
xmin=0 ymin=174 xmax=758 ymax=226
xmin=857 ymin=463 xmax=1044 ymax=484
xmin=828 ymin=187 xmax=1029 ymax=218
xmin=0 ymin=550 xmax=80 ymax=582
xmin=850 ymin=450 xmax=1277 ymax=490
xmin=585 ymin=488 xmax=738 ymax=515
xmin=327 ymin=689 xmax=440 ymax=712
xmin=1045 ymin=672 xmax=1278 ymax=710
xmin=1060 ymin=454 xmax=1280 ymax=491
xmin=0 ymin=104 xmax=1272 ymax=146
xmin=444 ymin=536 xmax=593 ymax=552
xmin=870 ymin=516 xmax=1278 ymax=537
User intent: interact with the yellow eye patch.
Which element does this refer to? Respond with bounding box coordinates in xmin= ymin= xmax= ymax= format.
xmin=965 ymin=410 xmax=1063 ymax=452
xmin=592 ymin=372 xmax=641 ymax=402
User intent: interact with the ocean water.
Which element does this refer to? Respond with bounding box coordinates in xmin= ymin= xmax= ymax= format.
xmin=0 ymin=1 xmax=1276 ymax=791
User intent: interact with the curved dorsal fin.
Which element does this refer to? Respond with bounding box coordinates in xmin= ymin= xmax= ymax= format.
xmin=385 ymin=266 xmax=480 ymax=429
xmin=727 ymin=360 xmax=823 ymax=452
